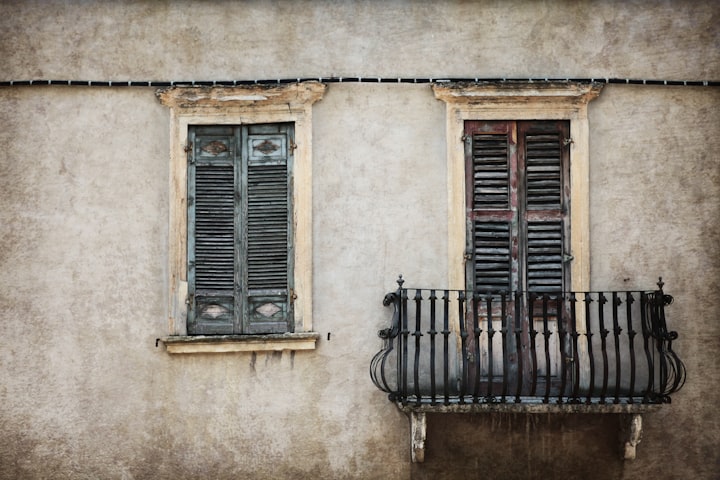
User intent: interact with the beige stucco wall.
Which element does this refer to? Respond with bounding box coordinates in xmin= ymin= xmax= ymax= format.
xmin=1 ymin=0 xmax=718 ymax=81
xmin=1 ymin=1 xmax=718 ymax=479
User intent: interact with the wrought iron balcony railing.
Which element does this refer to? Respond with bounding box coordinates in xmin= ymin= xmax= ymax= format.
xmin=371 ymin=276 xmax=686 ymax=407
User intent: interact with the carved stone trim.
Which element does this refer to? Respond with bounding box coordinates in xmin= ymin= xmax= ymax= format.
xmin=432 ymin=81 xmax=603 ymax=106
xmin=156 ymin=81 xmax=326 ymax=111
xmin=160 ymin=332 xmax=321 ymax=354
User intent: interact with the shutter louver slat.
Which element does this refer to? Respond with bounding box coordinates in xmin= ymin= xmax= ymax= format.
xmin=527 ymin=221 xmax=563 ymax=292
xmin=473 ymin=221 xmax=512 ymax=292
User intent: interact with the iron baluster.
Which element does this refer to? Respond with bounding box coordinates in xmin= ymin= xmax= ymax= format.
xmin=542 ymin=294 xmax=552 ymax=404
xmin=569 ymin=293 xmax=581 ymax=403
xmin=500 ymin=292 xmax=509 ymax=403
xmin=514 ymin=291 xmax=523 ymax=403
xmin=472 ymin=293 xmax=482 ymax=403
xmin=486 ymin=293 xmax=495 ymax=401
xmin=557 ymin=294 xmax=568 ymax=404
xmin=626 ymin=292 xmax=637 ymax=403
xmin=584 ymin=293 xmax=595 ymax=404
xmin=442 ymin=290 xmax=451 ymax=405
xmin=598 ymin=292 xmax=609 ymax=404
xmin=428 ymin=289 xmax=438 ymax=405
xmin=458 ymin=290 xmax=467 ymax=404
xmin=640 ymin=292 xmax=654 ymax=403
xmin=529 ymin=292 xmax=539 ymax=398
xmin=400 ymin=286 xmax=409 ymax=405
xmin=612 ymin=292 xmax=623 ymax=404
xmin=412 ymin=289 xmax=423 ymax=406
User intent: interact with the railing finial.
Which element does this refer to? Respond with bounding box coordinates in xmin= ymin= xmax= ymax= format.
xmin=657 ymin=277 xmax=664 ymax=291
xmin=397 ymin=274 xmax=405 ymax=288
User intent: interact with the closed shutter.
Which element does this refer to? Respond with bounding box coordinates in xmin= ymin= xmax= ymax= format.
xmin=188 ymin=127 xmax=239 ymax=334
xmin=465 ymin=120 xmax=570 ymax=293
xmin=243 ymin=124 xmax=293 ymax=334
xmin=518 ymin=121 xmax=570 ymax=293
xmin=465 ymin=121 xmax=518 ymax=293
xmin=187 ymin=124 xmax=293 ymax=335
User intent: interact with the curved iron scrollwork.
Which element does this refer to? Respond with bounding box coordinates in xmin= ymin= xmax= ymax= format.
xmin=644 ymin=278 xmax=687 ymax=402
xmin=370 ymin=275 xmax=686 ymax=406
xmin=370 ymin=277 xmax=403 ymax=399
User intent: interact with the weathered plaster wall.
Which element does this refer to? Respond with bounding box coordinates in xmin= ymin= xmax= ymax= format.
xmin=1 ymin=1 xmax=718 ymax=479
xmin=411 ymin=85 xmax=720 ymax=480
xmin=1 ymin=0 xmax=718 ymax=81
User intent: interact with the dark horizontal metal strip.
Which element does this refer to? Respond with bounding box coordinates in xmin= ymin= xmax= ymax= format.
xmin=2 ymin=77 xmax=718 ymax=87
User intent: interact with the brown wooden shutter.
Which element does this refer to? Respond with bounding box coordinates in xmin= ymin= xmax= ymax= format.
xmin=465 ymin=121 xmax=518 ymax=293
xmin=518 ymin=121 xmax=570 ymax=293
xmin=465 ymin=120 xmax=570 ymax=294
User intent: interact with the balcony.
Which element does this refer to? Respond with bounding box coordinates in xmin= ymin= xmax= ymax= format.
xmin=370 ymin=276 xmax=686 ymax=461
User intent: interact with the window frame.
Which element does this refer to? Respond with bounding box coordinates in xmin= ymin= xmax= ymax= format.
xmin=157 ymin=82 xmax=326 ymax=352
xmin=433 ymin=82 xmax=602 ymax=374
xmin=432 ymin=82 xmax=602 ymax=295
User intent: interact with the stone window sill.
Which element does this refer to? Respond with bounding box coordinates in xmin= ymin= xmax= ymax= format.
xmin=158 ymin=332 xmax=320 ymax=354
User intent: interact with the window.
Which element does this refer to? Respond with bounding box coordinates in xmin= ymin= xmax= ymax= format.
xmin=188 ymin=123 xmax=294 ymax=335
xmin=465 ymin=119 xmax=571 ymax=381
xmin=433 ymin=81 xmax=602 ymax=382
xmin=157 ymin=82 xmax=325 ymax=353
xmin=432 ymin=82 xmax=602 ymax=294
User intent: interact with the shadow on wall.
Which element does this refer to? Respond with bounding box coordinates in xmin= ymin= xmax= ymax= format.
xmin=411 ymin=413 xmax=623 ymax=480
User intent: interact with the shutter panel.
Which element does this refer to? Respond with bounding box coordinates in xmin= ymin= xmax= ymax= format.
xmin=188 ymin=127 xmax=238 ymax=334
xmin=525 ymin=130 xmax=562 ymax=210
xmin=471 ymin=133 xmax=510 ymax=209
xmin=242 ymin=124 xmax=293 ymax=334
xmin=526 ymin=221 xmax=564 ymax=292
xmin=519 ymin=121 xmax=570 ymax=293
xmin=465 ymin=121 xmax=518 ymax=294
xmin=473 ymin=221 xmax=512 ymax=292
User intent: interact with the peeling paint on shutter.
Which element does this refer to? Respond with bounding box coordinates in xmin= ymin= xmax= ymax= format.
xmin=471 ymin=133 xmax=510 ymax=210
xmin=525 ymin=132 xmax=562 ymax=210
xmin=526 ymin=221 xmax=564 ymax=292
xmin=187 ymin=123 xmax=294 ymax=335
xmin=465 ymin=121 xmax=518 ymax=294
xmin=187 ymin=127 xmax=238 ymax=334
xmin=242 ymin=124 xmax=293 ymax=334
xmin=519 ymin=120 xmax=570 ymax=293
xmin=473 ymin=221 xmax=512 ymax=292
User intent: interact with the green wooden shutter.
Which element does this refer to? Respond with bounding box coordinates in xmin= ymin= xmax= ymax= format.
xmin=518 ymin=121 xmax=570 ymax=293
xmin=187 ymin=126 xmax=239 ymax=334
xmin=188 ymin=123 xmax=294 ymax=335
xmin=242 ymin=124 xmax=294 ymax=334
xmin=465 ymin=121 xmax=519 ymax=293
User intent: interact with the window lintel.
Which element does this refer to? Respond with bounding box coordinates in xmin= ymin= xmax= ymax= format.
xmin=432 ymin=81 xmax=603 ymax=107
xmin=156 ymin=81 xmax=326 ymax=112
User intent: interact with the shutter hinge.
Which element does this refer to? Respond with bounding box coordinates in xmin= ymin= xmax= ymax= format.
xmin=563 ymin=138 xmax=574 ymax=146
xmin=290 ymin=141 xmax=298 ymax=153
xmin=461 ymin=134 xmax=470 ymax=143
xmin=185 ymin=293 xmax=194 ymax=305
xmin=184 ymin=141 xmax=194 ymax=163
xmin=563 ymin=254 xmax=574 ymax=263
xmin=289 ymin=288 xmax=298 ymax=305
